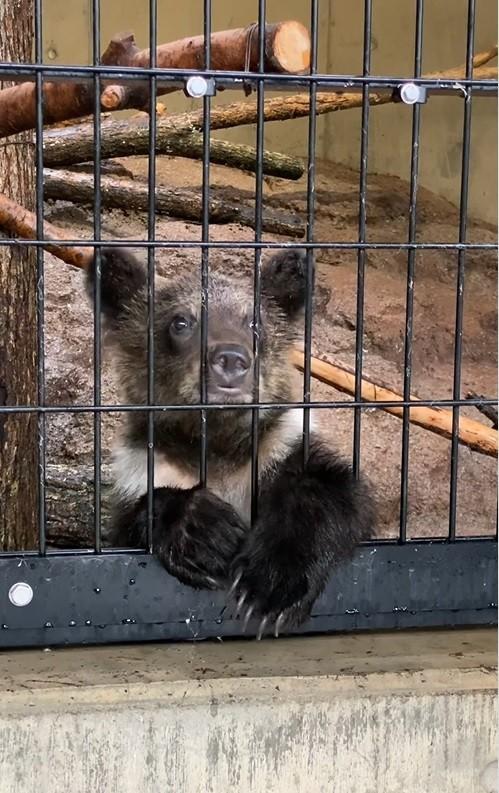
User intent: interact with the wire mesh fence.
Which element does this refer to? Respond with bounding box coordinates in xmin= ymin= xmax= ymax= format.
xmin=0 ymin=0 xmax=496 ymax=647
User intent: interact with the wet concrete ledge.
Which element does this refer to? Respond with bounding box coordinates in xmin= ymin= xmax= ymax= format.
xmin=0 ymin=628 xmax=497 ymax=793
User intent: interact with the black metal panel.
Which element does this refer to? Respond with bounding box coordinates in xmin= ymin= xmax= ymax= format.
xmin=1 ymin=541 xmax=496 ymax=649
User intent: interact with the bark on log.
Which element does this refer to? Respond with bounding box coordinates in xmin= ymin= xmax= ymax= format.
xmin=0 ymin=0 xmax=39 ymax=551
xmin=465 ymin=391 xmax=498 ymax=429
xmin=43 ymin=124 xmax=304 ymax=179
xmin=0 ymin=22 xmax=310 ymax=137
xmin=43 ymin=168 xmax=305 ymax=237
xmin=46 ymin=464 xmax=113 ymax=548
xmin=101 ymin=22 xmax=311 ymax=110
xmin=0 ymin=34 xmax=131 ymax=138
xmin=291 ymin=350 xmax=498 ymax=458
xmin=0 ymin=191 xmax=92 ymax=269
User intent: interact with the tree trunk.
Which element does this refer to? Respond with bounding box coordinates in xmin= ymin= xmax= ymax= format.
xmin=0 ymin=0 xmax=38 ymax=550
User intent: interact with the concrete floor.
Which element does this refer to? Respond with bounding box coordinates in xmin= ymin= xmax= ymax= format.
xmin=0 ymin=627 xmax=496 ymax=700
xmin=0 ymin=628 xmax=497 ymax=793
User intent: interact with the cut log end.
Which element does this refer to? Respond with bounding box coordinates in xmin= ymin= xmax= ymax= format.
xmin=272 ymin=21 xmax=311 ymax=73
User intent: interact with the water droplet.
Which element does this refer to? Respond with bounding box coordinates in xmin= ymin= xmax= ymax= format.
xmin=94 ymin=588 xmax=101 ymax=594
xmin=215 ymin=618 xmax=223 ymax=625
xmin=44 ymin=621 xmax=53 ymax=628
xmin=129 ymin=579 xmax=136 ymax=585
xmin=68 ymin=620 xmax=76 ymax=627
xmin=1 ymin=624 xmax=8 ymax=630
xmin=84 ymin=620 xmax=92 ymax=626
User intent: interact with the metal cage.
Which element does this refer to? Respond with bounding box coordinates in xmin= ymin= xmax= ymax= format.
xmin=0 ymin=0 xmax=497 ymax=648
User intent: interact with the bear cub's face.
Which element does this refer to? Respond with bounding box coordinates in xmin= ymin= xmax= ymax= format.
xmin=91 ymin=248 xmax=308 ymax=408
xmin=158 ymin=276 xmax=258 ymax=405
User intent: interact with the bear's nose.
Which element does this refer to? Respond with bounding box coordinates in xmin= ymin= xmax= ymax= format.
xmin=209 ymin=344 xmax=251 ymax=387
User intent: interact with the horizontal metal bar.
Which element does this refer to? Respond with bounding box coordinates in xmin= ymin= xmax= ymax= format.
xmin=0 ymin=533 xmax=497 ymax=563
xmin=0 ymin=541 xmax=495 ymax=648
xmin=0 ymin=397 xmax=496 ymax=415
xmin=0 ymin=62 xmax=496 ymax=93
xmin=0 ymin=534 xmax=495 ymax=562
xmin=0 ymin=239 xmax=495 ymax=251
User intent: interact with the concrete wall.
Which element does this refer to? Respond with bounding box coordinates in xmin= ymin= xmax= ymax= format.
xmin=0 ymin=629 xmax=497 ymax=793
xmin=40 ymin=0 xmax=497 ymax=223
xmin=326 ymin=0 xmax=498 ymax=225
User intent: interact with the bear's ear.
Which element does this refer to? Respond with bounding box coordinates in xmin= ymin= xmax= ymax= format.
xmin=86 ymin=247 xmax=147 ymax=320
xmin=261 ymin=248 xmax=307 ymax=318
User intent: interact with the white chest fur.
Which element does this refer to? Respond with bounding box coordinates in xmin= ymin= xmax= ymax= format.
xmin=112 ymin=409 xmax=315 ymax=523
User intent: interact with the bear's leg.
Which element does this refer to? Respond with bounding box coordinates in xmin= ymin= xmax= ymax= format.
xmin=113 ymin=487 xmax=248 ymax=591
xmin=229 ymin=438 xmax=374 ymax=637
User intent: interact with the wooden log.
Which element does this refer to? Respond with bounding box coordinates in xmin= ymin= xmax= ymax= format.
xmin=43 ymin=124 xmax=304 ymax=179
xmin=0 ymin=23 xmax=310 ymax=138
xmin=101 ymin=22 xmax=311 ymax=110
xmin=0 ymin=34 xmax=131 ymax=138
xmin=43 ymin=168 xmax=304 ymax=237
xmin=291 ymin=350 xmax=498 ymax=458
xmin=0 ymin=191 xmax=92 ymax=269
xmin=46 ymin=464 xmax=113 ymax=548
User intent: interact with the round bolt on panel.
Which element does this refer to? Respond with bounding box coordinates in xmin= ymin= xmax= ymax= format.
xmin=9 ymin=582 xmax=34 ymax=607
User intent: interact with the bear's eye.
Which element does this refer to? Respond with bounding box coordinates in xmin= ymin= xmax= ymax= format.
xmin=170 ymin=315 xmax=193 ymax=335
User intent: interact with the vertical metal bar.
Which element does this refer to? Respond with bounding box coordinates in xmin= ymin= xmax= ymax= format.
xmin=449 ymin=0 xmax=475 ymax=541
xmin=34 ymin=0 xmax=46 ymax=555
xmin=399 ymin=0 xmax=424 ymax=543
xmin=91 ymin=0 xmax=102 ymax=552
xmin=250 ymin=0 xmax=266 ymax=523
xmin=352 ymin=0 xmax=373 ymax=477
xmin=302 ymin=0 xmax=319 ymax=466
xmin=199 ymin=0 xmax=212 ymax=488
xmin=146 ymin=0 xmax=158 ymax=552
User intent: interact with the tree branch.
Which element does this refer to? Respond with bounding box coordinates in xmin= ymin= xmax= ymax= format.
xmin=465 ymin=391 xmax=498 ymax=429
xmin=43 ymin=125 xmax=304 ymax=179
xmin=291 ymin=350 xmax=498 ymax=458
xmin=0 ymin=191 xmax=92 ymax=269
xmin=42 ymin=169 xmax=304 ymax=237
